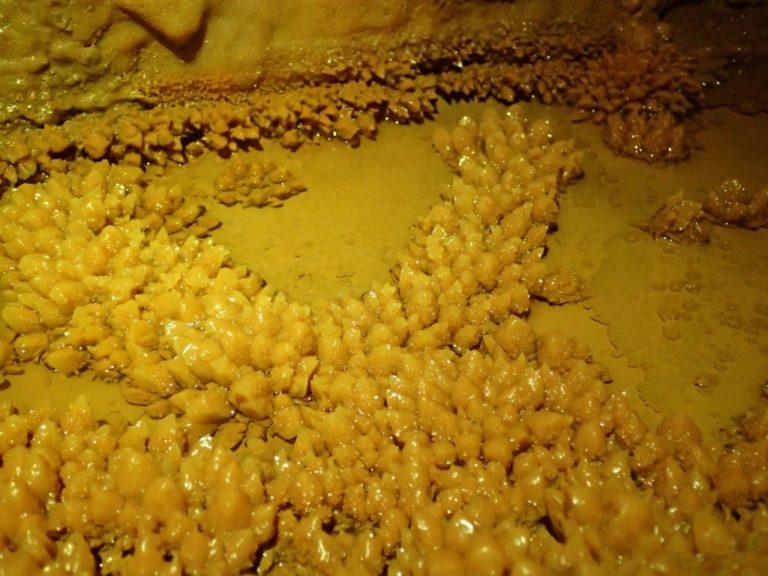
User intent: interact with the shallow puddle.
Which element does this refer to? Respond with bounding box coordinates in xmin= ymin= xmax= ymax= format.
xmin=1 ymin=363 xmax=145 ymax=421
xmin=541 ymin=106 xmax=768 ymax=439
xmin=204 ymin=121 xmax=452 ymax=306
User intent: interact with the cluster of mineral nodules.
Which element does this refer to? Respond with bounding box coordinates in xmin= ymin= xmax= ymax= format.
xmin=0 ymin=19 xmax=705 ymax=190
xmin=1 ymin=107 xmax=767 ymax=574
xmin=646 ymin=178 xmax=768 ymax=242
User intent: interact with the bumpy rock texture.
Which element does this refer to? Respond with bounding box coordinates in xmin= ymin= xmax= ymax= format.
xmin=0 ymin=0 xmax=729 ymax=174
xmin=1 ymin=0 xmax=768 ymax=574
xmin=2 ymin=107 xmax=767 ymax=575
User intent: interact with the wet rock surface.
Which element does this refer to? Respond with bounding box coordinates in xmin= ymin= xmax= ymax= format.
xmin=1 ymin=1 xmax=767 ymax=574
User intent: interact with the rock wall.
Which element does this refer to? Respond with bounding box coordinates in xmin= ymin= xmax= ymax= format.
xmin=0 ymin=0 xmax=628 ymax=126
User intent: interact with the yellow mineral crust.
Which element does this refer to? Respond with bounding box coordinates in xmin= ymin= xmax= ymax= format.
xmin=0 ymin=0 xmax=767 ymax=574
xmin=1 ymin=107 xmax=767 ymax=574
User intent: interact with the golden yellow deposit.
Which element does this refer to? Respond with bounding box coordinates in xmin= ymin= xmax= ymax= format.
xmin=0 ymin=1 xmax=767 ymax=574
xmin=0 ymin=103 xmax=766 ymax=575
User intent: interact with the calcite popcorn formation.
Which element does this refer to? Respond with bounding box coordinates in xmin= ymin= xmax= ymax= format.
xmin=1 ymin=0 xmax=767 ymax=574
xmin=3 ymin=106 xmax=766 ymax=575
